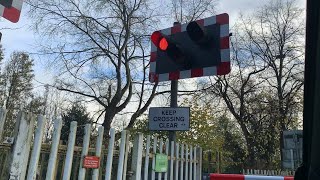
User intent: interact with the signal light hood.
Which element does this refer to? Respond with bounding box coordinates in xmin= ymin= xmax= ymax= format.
xmin=187 ymin=21 xmax=210 ymax=46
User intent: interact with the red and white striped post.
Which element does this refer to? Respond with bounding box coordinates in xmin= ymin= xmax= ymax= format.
xmin=210 ymin=174 xmax=294 ymax=180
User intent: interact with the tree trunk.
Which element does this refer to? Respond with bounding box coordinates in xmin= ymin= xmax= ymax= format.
xmin=280 ymin=122 xmax=286 ymax=169
xmin=102 ymin=108 xmax=117 ymax=136
xmin=245 ymin=136 xmax=256 ymax=168
xmin=237 ymin=121 xmax=256 ymax=168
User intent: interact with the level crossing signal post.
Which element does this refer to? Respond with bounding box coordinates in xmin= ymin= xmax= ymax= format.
xmin=168 ymin=22 xmax=180 ymax=147
xmin=149 ymin=13 xmax=230 ymax=134
xmin=148 ymin=13 xmax=230 ymax=178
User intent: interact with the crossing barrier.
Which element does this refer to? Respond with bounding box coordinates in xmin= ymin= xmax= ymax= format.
xmin=210 ymin=173 xmax=294 ymax=180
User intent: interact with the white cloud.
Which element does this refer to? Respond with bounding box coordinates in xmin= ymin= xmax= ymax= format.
xmin=217 ymin=0 xmax=305 ymax=25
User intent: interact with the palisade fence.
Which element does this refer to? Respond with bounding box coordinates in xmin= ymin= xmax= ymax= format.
xmin=243 ymin=169 xmax=295 ymax=176
xmin=0 ymin=108 xmax=203 ymax=180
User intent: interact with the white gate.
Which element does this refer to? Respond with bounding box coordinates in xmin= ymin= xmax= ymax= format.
xmin=0 ymin=108 xmax=203 ymax=180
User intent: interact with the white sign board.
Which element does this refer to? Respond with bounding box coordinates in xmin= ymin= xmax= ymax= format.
xmin=148 ymin=107 xmax=190 ymax=131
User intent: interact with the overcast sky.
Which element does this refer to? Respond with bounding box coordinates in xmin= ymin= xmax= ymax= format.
xmin=0 ymin=0 xmax=306 ymax=87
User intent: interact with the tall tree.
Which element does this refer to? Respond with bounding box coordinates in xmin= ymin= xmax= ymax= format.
xmin=0 ymin=51 xmax=34 ymax=136
xmin=238 ymin=0 xmax=305 ymax=166
xmin=26 ymin=0 xmax=222 ymax=135
xmin=201 ymin=25 xmax=272 ymax=167
xmin=26 ymin=0 xmax=162 ymax=134
xmin=202 ymin=0 xmax=304 ymax=168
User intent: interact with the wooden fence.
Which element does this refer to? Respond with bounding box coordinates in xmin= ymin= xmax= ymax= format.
xmin=0 ymin=108 xmax=203 ymax=180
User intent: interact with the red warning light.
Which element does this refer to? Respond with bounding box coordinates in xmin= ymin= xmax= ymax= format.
xmin=159 ymin=38 xmax=168 ymax=51
xmin=151 ymin=31 xmax=162 ymax=47
xmin=151 ymin=31 xmax=168 ymax=51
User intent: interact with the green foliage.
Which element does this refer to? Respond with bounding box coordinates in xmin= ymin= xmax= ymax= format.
xmin=177 ymin=99 xmax=224 ymax=151
xmin=60 ymin=103 xmax=92 ymax=145
xmin=243 ymin=92 xmax=284 ymax=168
xmin=215 ymin=116 xmax=246 ymax=173
xmin=0 ymin=51 xmax=35 ymax=136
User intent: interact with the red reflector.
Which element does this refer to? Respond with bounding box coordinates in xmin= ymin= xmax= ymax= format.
xmin=159 ymin=38 xmax=168 ymax=51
